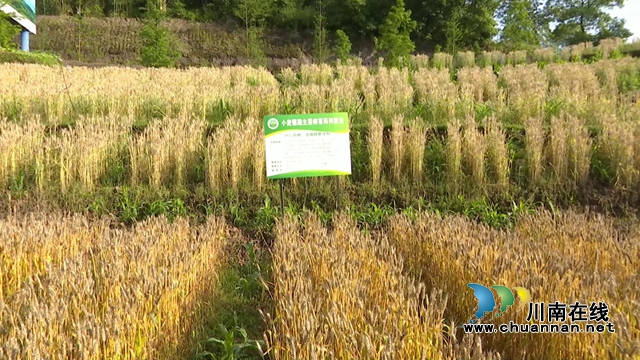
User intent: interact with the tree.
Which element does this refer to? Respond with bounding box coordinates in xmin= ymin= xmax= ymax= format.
xmin=375 ymin=0 xmax=417 ymax=67
xmin=458 ymin=0 xmax=500 ymax=51
xmin=313 ymin=0 xmax=329 ymax=63
xmin=0 ymin=10 xmax=20 ymax=50
xmin=233 ymin=0 xmax=271 ymax=31
xmin=444 ymin=7 xmax=463 ymax=54
xmin=233 ymin=0 xmax=272 ymax=64
xmin=406 ymin=0 xmax=498 ymax=51
xmin=547 ymin=0 xmax=632 ymax=46
xmin=334 ymin=29 xmax=352 ymax=63
xmin=139 ymin=1 xmax=181 ymax=67
xmin=323 ymin=0 xmax=371 ymax=37
xmin=499 ymin=0 xmax=542 ymax=51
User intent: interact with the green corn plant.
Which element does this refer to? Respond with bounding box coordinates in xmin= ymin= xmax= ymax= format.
xmin=199 ymin=314 xmax=266 ymax=360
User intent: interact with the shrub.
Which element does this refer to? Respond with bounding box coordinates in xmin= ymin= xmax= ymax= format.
xmin=0 ymin=11 xmax=20 ymax=50
xmin=139 ymin=2 xmax=181 ymax=68
xmin=334 ymin=29 xmax=352 ymax=64
xmin=0 ymin=48 xmax=61 ymax=65
xmin=374 ymin=0 xmax=417 ymax=68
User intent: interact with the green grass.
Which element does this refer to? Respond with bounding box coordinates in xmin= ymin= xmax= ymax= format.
xmin=192 ymin=241 xmax=271 ymax=360
xmin=0 ymin=48 xmax=62 ymax=65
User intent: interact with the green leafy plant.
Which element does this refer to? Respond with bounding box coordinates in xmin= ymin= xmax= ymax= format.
xmin=334 ymin=29 xmax=352 ymax=64
xmin=374 ymin=0 xmax=417 ymax=68
xmin=0 ymin=11 xmax=20 ymax=50
xmin=245 ymin=27 xmax=268 ymax=67
xmin=139 ymin=1 xmax=181 ymax=68
xmin=444 ymin=7 xmax=463 ymax=55
xmin=237 ymin=242 xmax=269 ymax=302
xmin=86 ymin=198 xmax=108 ymax=215
xmin=312 ymin=0 xmax=329 ymax=63
xmin=0 ymin=49 xmax=62 ymax=65
xmin=197 ymin=313 xmax=266 ymax=360
xmin=233 ymin=0 xmax=271 ymax=67
xmin=9 ymin=173 xmax=25 ymax=196
xmin=229 ymin=203 xmax=250 ymax=227
xmin=349 ymin=203 xmax=395 ymax=228
xmin=253 ymin=195 xmax=277 ymax=234
xmin=119 ymin=187 xmax=142 ymax=224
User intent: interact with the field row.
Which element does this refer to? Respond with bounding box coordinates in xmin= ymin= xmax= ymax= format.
xmin=1 ymin=113 xmax=639 ymax=201
xmin=0 ymin=60 xmax=639 ymax=127
xmin=270 ymin=211 xmax=640 ymax=360
xmin=0 ymin=213 xmax=229 ymax=359
xmin=2 ymin=210 xmax=637 ymax=359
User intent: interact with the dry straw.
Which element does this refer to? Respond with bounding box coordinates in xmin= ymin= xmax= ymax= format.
xmin=484 ymin=116 xmax=510 ymax=192
xmin=548 ymin=115 xmax=569 ymax=188
xmin=457 ymin=67 xmax=499 ymax=103
xmin=523 ymin=116 xmax=545 ymax=188
xmin=205 ymin=117 xmax=263 ymax=192
xmin=461 ymin=116 xmax=486 ymax=191
xmin=130 ymin=116 xmax=205 ymax=190
xmin=596 ymin=38 xmax=625 ymax=59
xmin=445 ymin=117 xmax=463 ymax=192
xmin=0 ymin=59 xmax=639 ymax=195
xmin=532 ymin=48 xmax=555 ymax=63
xmin=599 ymin=120 xmax=638 ymax=188
xmin=547 ymin=114 xmax=593 ymax=191
xmin=507 ymin=50 xmax=527 ymax=65
xmin=455 ymin=51 xmax=476 ymax=68
xmin=480 ymin=50 xmax=506 ymax=67
xmin=0 ymin=118 xmax=44 ymax=189
xmin=299 ymin=63 xmax=334 ymax=85
xmin=432 ymin=52 xmax=454 ymax=69
xmin=565 ymin=114 xmax=592 ymax=188
xmin=278 ymin=67 xmax=298 ymax=86
xmin=368 ymin=115 xmax=384 ymax=187
xmin=498 ymin=64 xmax=548 ymax=123
xmin=390 ymin=114 xmax=405 ymax=183
xmin=547 ymin=63 xmax=601 ymax=101
xmin=375 ymin=67 xmax=414 ymax=115
xmin=414 ymin=68 xmax=456 ymax=123
xmin=406 ymin=117 xmax=427 ymax=186
xmin=410 ymin=54 xmax=430 ymax=69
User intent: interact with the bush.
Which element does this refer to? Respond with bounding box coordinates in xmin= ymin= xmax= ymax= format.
xmin=0 ymin=48 xmax=62 ymax=65
xmin=374 ymin=0 xmax=417 ymax=67
xmin=334 ymin=29 xmax=352 ymax=64
xmin=140 ymin=2 xmax=181 ymax=68
xmin=0 ymin=12 xmax=20 ymax=50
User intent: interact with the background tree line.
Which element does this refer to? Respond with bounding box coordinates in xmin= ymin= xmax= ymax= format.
xmin=33 ymin=0 xmax=633 ymax=51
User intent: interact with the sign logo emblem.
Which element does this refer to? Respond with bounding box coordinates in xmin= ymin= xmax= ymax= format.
xmin=267 ymin=118 xmax=279 ymax=130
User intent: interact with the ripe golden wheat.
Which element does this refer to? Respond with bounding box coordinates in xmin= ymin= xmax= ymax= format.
xmin=265 ymin=210 xmax=639 ymax=360
xmin=0 ymin=59 xmax=639 ymax=194
xmin=0 ymin=213 xmax=229 ymax=360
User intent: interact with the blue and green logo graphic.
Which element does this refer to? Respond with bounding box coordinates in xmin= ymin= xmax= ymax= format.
xmin=467 ymin=284 xmax=531 ymax=323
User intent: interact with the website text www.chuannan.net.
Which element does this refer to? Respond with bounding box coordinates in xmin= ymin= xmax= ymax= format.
xmin=462 ymin=321 xmax=616 ymax=334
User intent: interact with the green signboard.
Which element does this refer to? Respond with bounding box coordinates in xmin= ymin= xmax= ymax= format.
xmin=1 ymin=0 xmax=36 ymax=33
xmin=264 ymin=112 xmax=351 ymax=179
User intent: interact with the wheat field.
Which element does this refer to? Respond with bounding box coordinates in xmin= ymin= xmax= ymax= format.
xmin=0 ymin=213 xmax=229 ymax=359
xmin=1 ymin=54 xmax=640 ymax=359
xmin=268 ymin=211 xmax=640 ymax=360
xmin=1 ymin=210 xmax=637 ymax=359
xmin=0 ymin=59 xmax=639 ymax=198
